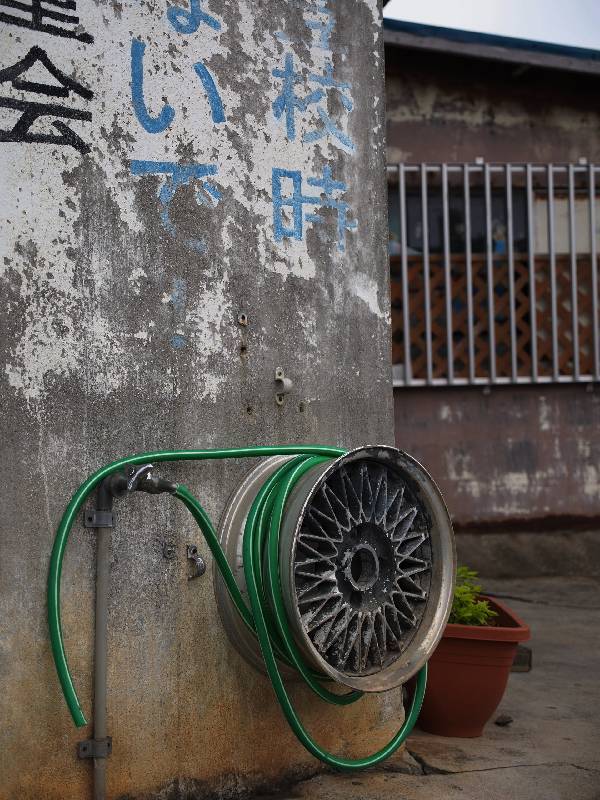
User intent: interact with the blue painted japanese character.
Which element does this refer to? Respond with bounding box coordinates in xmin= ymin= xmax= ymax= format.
xmin=304 ymin=62 xmax=354 ymax=151
xmin=131 ymin=38 xmax=225 ymax=132
xmin=303 ymin=106 xmax=354 ymax=152
xmin=272 ymin=165 xmax=357 ymax=252
xmin=273 ymin=54 xmax=354 ymax=150
xmin=272 ymin=53 xmax=323 ymax=141
xmin=167 ymin=0 xmax=221 ymax=33
xmin=308 ymin=61 xmax=353 ymax=112
xmin=131 ymin=39 xmax=175 ymax=134
xmin=130 ymin=160 xmax=222 ymax=253
xmin=304 ymin=1 xmax=335 ymax=51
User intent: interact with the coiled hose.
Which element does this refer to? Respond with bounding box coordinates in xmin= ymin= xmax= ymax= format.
xmin=48 ymin=446 xmax=426 ymax=771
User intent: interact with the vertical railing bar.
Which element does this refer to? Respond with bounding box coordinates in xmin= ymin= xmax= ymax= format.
xmin=568 ymin=164 xmax=580 ymax=380
xmin=590 ymin=164 xmax=600 ymax=381
xmin=484 ymin=163 xmax=497 ymax=382
xmin=398 ymin=164 xmax=412 ymax=386
xmin=421 ymin=163 xmax=433 ymax=384
xmin=442 ymin=163 xmax=454 ymax=384
xmin=547 ymin=164 xmax=559 ymax=380
xmin=506 ymin=164 xmax=517 ymax=381
xmin=526 ymin=164 xmax=538 ymax=382
xmin=464 ymin=164 xmax=475 ymax=383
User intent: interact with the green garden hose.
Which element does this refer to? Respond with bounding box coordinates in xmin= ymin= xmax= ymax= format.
xmin=48 ymin=446 xmax=427 ymax=771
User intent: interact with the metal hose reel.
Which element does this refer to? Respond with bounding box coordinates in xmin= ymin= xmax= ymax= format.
xmin=216 ymin=446 xmax=456 ymax=691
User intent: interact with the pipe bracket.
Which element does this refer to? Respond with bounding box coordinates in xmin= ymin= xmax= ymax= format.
xmin=187 ymin=544 xmax=206 ymax=579
xmin=77 ymin=736 xmax=112 ymax=759
xmin=84 ymin=510 xmax=114 ymax=528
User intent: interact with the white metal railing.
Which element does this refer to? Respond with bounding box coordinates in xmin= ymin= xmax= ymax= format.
xmin=388 ymin=163 xmax=600 ymax=388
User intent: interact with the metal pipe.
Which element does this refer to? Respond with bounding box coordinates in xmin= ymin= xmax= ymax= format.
xmin=442 ymin=164 xmax=454 ymax=383
xmin=547 ymin=164 xmax=559 ymax=379
xmin=526 ymin=164 xmax=538 ymax=381
xmin=505 ymin=164 xmax=517 ymax=381
xmin=398 ymin=164 xmax=412 ymax=385
xmin=93 ymin=481 xmax=114 ymax=800
xmin=590 ymin=165 xmax=599 ymax=380
xmin=93 ymin=526 xmax=110 ymax=800
xmin=463 ymin=164 xmax=475 ymax=384
xmin=568 ymin=164 xmax=580 ymax=380
xmin=421 ymin=163 xmax=433 ymax=383
xmin=484 ymin=164 xmax=497 ymax=382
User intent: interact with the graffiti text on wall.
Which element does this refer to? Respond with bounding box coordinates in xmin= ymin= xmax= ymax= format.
xmin=0 ymin=0 xmax=93 ymax=42
xmin=129 ymin=1 xmax=224 ymax=252
xmin=271 ymin=0 xmax=357 ymax=253
xmin=273 ymin=166 xmax=357 ymax=253
xmin=0 ymin=3 xmax=94 ymax=153
xmin=0 ymin=46 xmax=93 ymax=153
xmin=130 ymin=160 xmax=221 ymax=253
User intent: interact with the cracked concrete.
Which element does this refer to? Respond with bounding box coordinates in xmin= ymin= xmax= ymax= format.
xmin=251 ymin=576 xmax=600 ymax=800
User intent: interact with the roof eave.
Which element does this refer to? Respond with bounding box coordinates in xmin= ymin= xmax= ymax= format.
xmin=383 ymin=27 xmax=600 ymax=78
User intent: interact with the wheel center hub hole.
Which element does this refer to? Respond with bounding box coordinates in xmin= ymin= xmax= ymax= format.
xmin=346 ymin=544 xmax=379 ymax=591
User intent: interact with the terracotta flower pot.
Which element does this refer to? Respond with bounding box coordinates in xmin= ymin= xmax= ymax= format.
xmin=417 ymin=596 xmax=530 ymax=737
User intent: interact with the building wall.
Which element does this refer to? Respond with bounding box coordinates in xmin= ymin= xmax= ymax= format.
xmin=394 ymin=384 xmax=600 ymax=528
xmin=0 ymin=3 xmax=396 ymax=799
xmin=385 ymin=46 xmax=600 ymax=533
xmin=384 ymin=47 xmax=600 ymax=164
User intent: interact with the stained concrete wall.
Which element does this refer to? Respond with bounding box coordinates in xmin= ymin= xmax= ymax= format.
xmin=394 ymin=384 xmax=600 ymax=529
xmin=0 ymin=3 xmax=396 ymax=799
xmin=384 ymin=46 xmax=600 ymax=164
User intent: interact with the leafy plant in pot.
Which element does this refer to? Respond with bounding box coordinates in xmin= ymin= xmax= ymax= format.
xmin=417 ymin=567 xmax=530 ymax=737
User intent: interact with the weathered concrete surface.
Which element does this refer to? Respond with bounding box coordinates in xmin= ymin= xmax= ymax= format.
xmin=394 ymin=384 xmax=600 ymax=530
xmin=385 ymin=46 xmax=600 ymax=164
xmin=252 ymin=577 xmax=600 ymax=800
xmin=456 ymin=529 xmax=600 ymax=578
xmin=0 ymin=2 xmax=395 ymax=799
xmin=260 ymin=764 xmax=600 ymax=800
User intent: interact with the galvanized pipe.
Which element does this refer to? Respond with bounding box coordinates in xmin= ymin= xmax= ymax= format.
xmin=463 ymin=164 xmax=475 ymax=384
xmin=398 ymin=164 xmax=412 ymax=384
xmin=526 ymin=164 xmax=538 ymax=382
xmin=484 ymin=164 xmax=497 ymax=382
xmin=589 ymin=165 xmax=600 ymax=380
xmin=93 ymin=525 xmax=110 ymax=800
xmin=420 ymin=163 xmax=433 ymax=383
xmin=92 ymin=481 xmax=114 ymax=800
xmin=505 ymin=164 xmax=517 ymax=381
xmin=568 ymin=164 xmax=580 ymax=380
xmin=547 ymin=164 xmax=559 ymax=380
xmin=441 ymin=163 xmax=454 ymax=383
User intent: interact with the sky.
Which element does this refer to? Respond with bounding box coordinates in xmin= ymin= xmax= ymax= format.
xmin=383 ymin=0 xmax=600 ymax=51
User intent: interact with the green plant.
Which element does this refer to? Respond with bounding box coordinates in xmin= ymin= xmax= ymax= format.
xmin=448 ymin=566 xmax=498 ymax=626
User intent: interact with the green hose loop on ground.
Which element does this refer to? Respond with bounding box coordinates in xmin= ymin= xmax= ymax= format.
xmin=47 ymin=446 xmax=427 ymax=770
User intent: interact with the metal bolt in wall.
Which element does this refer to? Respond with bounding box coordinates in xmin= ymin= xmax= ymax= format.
xmin=162 ymin=542 xmax=177 ymax=560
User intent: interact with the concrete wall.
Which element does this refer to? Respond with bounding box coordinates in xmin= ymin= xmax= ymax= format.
xmin=384 ymin=47 xmax=600 ymax=164
xmin=0 ymin=3 xmax=396 ymax=799
xmin=394 ymin=384 xmax=600 ymax=529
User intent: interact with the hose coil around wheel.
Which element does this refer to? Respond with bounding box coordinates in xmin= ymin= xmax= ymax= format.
xmin=47 ymin=446 xmax=450 ymax=771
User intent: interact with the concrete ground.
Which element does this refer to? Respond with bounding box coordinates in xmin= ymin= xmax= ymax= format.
xmin=256 ymin=577 xmax=600 ymax=800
